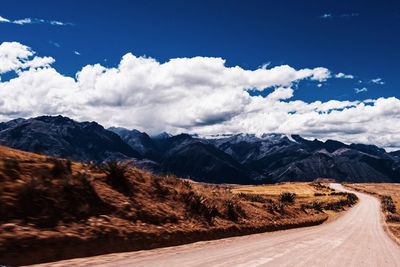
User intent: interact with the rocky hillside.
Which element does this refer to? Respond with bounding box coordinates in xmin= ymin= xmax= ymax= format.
xmin=0 ymin=115 xmax=399 ymax=183
xmin=0 ymin=116 xmax=141 ymax=162
xmin=112 ymin=129 xmax=400 ymax=183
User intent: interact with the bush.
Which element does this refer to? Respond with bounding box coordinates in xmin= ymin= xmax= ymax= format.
xmin=346 ymin=193 xmax=358 ymax=205
xmin=267 ymin=201 xmax=285 ymax=214
xmin=312 ymin=201 xmax=323 ymax=212
xmin=181 ymin=180 xmax=192 ymax=189
xmin=225 ymin=199 xmax=245 ymax=221
xmin=314 ymin=193 xmax=326 ymax=196
xmin=279 ymin=192 xmax=296 ymax=203
xmin=102 ymin=161 xmax=131 ymax=195
xmin=387 ymin=214 xmax=400 ymax=222
xmin=323 ymin=193 xmax=358 ymax=211
xmin=184 ymin=191 xmax=219 ymax=222
xmin=382 ymin=195 xmax=396 ymax=213
xmin=153 ymin=177 xmax=170 ymax=197
xmin=51 ymin=159 xmax=72 ymax=178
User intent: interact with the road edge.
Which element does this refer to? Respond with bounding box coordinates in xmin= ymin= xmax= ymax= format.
xmin=343 ymin=184 xmax=400 ymax=247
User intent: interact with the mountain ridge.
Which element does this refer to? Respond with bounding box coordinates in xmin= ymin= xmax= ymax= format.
xmin=0 ymin=115 xmax=399 ymax=184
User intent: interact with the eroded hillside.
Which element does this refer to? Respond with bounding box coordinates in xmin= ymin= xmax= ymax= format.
xmin=0 ymin=146 xmax=357 ymax=265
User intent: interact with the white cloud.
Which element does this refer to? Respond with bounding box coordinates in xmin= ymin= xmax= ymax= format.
xmin=74 ymin=51 xmax=81 ymax=55
xmin=266 ymin=87 xmax=294 ymax=100
xmin=49 ymin=41 xmax=61 ymax=48
xmin=0 ymin=16 xmax=10 ymax=23
xmin=320 ymin=14 xmax=332 ymax=19
xmin=0 ymin=15 xmax=72 ymax=26
xmin=371 ymin=78 xmax=385 ymax=85
xmin=335 ymin=72 xmax=354 ymax=79
xmin=320 ymin=13 xmax=359 ymax=19
xmin=0 ymin=42 xmax=400 ymax=149
xmin=355 ymin=87 xmax=368 ymax=93
xmin=0 ymin=42 xmax=54 ymax=74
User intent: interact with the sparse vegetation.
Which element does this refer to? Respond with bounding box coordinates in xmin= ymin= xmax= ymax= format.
xmin=184 ymin=191 xmax=219 ymax=222
xmin=238 ymin=193 xmax=272 ymax=203
xmin=279 ymin=192 xmax=296 ymax=203
xmin=3 ymin=158 xmax=21 ymax=180
xmin=312 ymin=201 xmax=323 ymax=212
xmin=50 ymin=158 xmax=72 ymax=178
xmin=225 ymin=198 xmax=245 ymax=221
xmin=102 ymin=161 xmax=131 ymax=195
xmin=382 ymin=195 xmax=396 ymax=214
xmin=0 ymin=145 xmax=358 ymax=266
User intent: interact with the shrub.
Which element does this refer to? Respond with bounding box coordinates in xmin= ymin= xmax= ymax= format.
xmin=382 ymin=195 xmax=396 ymax=213
xmin=225 ymin=199 xmax=245 ymax=221
xmin=267 ymin=201 xmax=285 ymax=214
xmin=153 ymin=177 xmax=170 ymax=197
xmin=312 ymin=201 xmax=323 ymax=212
xmin=346 ymin=193 xmax=358 ymax=205
xmin=314 ymin=193 xmax=325 ymax=196
xmin=181 ymin=180 xmax=192 ymax=189
xmin=51 ymin=159 xmax=72 ymax=178
xmin=387 ymin=214 xmax=400 ymax=222
xmin=279 ymin=192 xmax=296 ymax=203
xmin=324 ymin=201 xmax=343 ymax=211
xmin=102 ymin=161 xmax=131 ymax=195
xmin=184 ymin=191 xmax=219 ymax=222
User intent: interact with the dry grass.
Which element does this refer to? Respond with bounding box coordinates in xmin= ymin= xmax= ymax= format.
xmin=345 ymin=183 xmax=400 ymax=241
xmin=233 ymin=182 xmax=356 ymax=215
xmin=0 ymin=145 xmax=355 ymax=265
xmin=233 ymin=182 xmax=321 ymax=196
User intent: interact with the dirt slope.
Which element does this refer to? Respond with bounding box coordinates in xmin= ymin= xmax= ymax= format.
xmin=0 ymin=146 xmax=355 ymax=265
xmin=33 ymin=184 xmax=400 ymax=267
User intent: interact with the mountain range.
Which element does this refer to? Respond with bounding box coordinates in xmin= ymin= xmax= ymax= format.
xmin=0 ymin=115 xmax=399 ymax=184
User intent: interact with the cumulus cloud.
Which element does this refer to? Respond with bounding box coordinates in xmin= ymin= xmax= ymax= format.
xmin=335 ymin=72 xmax=354 ymax=79
xmin=0 ymin=42 xmax=54 ymax=74
xmin=0 ymin=15 xmax=72 ymax=26
xmin=0 ymin=42 xmax=400 ymax=149
xmin=74 ymin=51 xmax=81 ymax=55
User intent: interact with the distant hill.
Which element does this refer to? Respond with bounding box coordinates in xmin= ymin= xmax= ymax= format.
xmin=0 ymin=115 xmax=399 ymax=183
xmin=0 ymin=116 xmax=141 ymax=162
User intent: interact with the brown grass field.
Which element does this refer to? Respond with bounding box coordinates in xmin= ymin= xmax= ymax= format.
xmin=0 ymin=145 xmax=357 ymax=265
xmin=345 ymin=183 xmax=400 ymax=242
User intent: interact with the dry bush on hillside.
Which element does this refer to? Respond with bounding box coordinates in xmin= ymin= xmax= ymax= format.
xmin=102 ymin=161 xmax=132 ymax=195
xmin=381 ymin=195 xmax=396 ymax=213
xmin=279 ymin=192 xmax=296 ymax=203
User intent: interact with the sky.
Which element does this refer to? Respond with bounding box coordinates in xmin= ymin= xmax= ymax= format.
xmin=0 ymin=0 xmax=400 ymax=149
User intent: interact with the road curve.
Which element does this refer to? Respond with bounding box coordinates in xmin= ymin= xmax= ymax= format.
xmin=33 ymin=184 xmax=400 ymax=267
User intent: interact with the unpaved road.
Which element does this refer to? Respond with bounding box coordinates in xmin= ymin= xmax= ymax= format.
xmin=33 ymin=184 xmax=400 ymax=267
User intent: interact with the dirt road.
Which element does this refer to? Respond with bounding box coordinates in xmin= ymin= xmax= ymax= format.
xmin=32 ymin=184 xmax=400 ymax=267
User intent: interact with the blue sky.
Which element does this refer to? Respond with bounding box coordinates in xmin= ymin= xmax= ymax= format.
xmin=1 ymin=0 xmax=400 ymax=148
xmin=1 ymin=0 xmax=399 ymax=101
